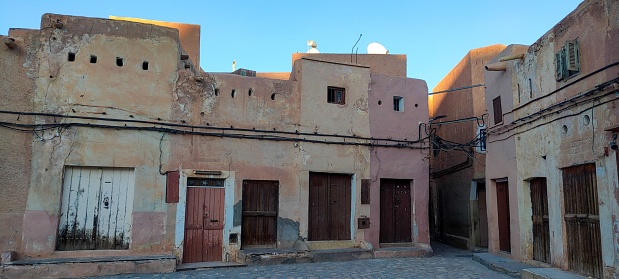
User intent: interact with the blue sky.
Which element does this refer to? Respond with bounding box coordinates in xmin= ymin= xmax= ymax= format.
xmin=0 ymin=0 xmax=582 ymax=90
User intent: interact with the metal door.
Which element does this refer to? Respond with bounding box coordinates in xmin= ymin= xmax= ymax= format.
xmin=57 ymin=167 xmax=134 ymax=250
xmin=379 ymin=179 xmax=412 ymax=243
xmin=496 ymin=181 xmax=511 ymax=252
xmin=530 ymin=178 xmax=550 ymax=263
xmin=183 ymin=178 xmax=224 ymax=263
xmin=308 ymin=173 xmax=351 ymax=241
xmin=242 ymin=180 xmax=278 ymax=248
xmin=562 ymin=164 xmax=602 ymax=278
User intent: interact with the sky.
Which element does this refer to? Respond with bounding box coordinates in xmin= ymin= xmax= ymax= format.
xmin=0 ymin=0 xmax=583 ymax=90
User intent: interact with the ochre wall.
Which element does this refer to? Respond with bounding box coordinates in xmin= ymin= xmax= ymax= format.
xmin=110 ymin=16 xmax=200 ymax=69
xmin=0 ymin=29 xmax=39 ymax=255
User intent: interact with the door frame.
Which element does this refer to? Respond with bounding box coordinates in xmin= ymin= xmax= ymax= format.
xmin=241 ymin=180 xmax=279 ymax=249
xmin=175 ymin=170 xmax=235 ymax=263
xmin=308 ymin=172 xmax=354 ymax=241
xmin=379 ymin=178 xmax=412 ymax=244
xmin=495 ymin=179 xmax=511 ymax=252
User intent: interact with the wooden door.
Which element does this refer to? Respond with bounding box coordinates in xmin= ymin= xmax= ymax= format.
xmin=563 ymin=164 xmax=602 ymax=278
xmin=496 ymin=181 xmax=511 ymax=252
xmin=379 ymin=179 xmax=412 ymax=243
xmin=242 ymin=180 xmax=278 ymax=248
xmin=183 ymin=178 xmax=224 ymax=263
xmin=478 ymin=190 xmax=488 ymax=247
xmin=530 ymin=178 xmax=550 ymax=263
xmin=57 ymin=167 xmax=134 ymax=251
xmin=308 ymin=173 xmax=351 ymax=241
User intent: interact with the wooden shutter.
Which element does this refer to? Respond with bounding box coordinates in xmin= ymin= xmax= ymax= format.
xmin=566 ymin=40 xmax=579 ymax=71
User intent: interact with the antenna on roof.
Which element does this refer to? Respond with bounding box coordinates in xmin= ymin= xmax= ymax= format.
xmin=351 ymin=34 xmax=362 ymax=63
xmin=307 ymin=40 xmax=319 ymax=53
xmin=367 ymin=42 xmax=388 ymax=54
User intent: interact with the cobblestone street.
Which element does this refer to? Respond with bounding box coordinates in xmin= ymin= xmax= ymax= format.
xmin=87 ymin=243 xmax=510 ymax=279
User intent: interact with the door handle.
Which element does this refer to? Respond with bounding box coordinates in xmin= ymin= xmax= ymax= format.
xmin=210 ymin=219 xmax=219 ymax=222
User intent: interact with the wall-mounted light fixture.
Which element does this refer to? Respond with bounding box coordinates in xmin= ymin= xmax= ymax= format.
xmin=610 ymin=133 xmax=618 ymax=150
xmin=193 ymin=170 xmax=222 ymax=175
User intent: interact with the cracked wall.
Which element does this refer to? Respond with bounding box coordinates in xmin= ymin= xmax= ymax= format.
xmin=0 ymin=29 xmax=39 ymax=255
xmin=20 ymin=14 xmax=181 ymax=258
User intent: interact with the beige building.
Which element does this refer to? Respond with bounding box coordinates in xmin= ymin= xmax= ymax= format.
xmin=0 ymin=14 xmax=431 ymax=278
xmin=484 ymin=0 xmax=619 ymax=277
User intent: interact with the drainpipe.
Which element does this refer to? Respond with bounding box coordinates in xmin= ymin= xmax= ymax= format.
xmin=485 ymin=62 xmax=507 ymax=71
xmin=3 ymin=37 xmax=16 ymax=49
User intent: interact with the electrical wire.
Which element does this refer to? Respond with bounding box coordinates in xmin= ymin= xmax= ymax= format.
xmin=0 ymin=109 xmax=425 ymax=144
xmin=0 ymin=121 xmax=428 ymax=149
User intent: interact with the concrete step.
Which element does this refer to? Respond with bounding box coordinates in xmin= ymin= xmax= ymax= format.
xmin=238 ymin=249 xmax=311 ymax=265
xmin=0 ymin=254 xmax=176 ymax=279
xmin=238 ymin=248 xmax=374 ymax=265
xmin=522 ymin=268 xmax=589 ymax=279
xmin=374 ymin=247 xmax=433 ymax=258
xmin=472 ymin=253 xmax=536 ymax=277
xmin=310 ymin=248 xmax=373 ymax=263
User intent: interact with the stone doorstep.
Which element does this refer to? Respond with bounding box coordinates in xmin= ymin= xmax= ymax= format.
xmin=521 ymin=268 xmax=589 ymax=279
xmin=176 ymin=261 xmax=246 ymax=271
xmin=0 ymin=254 xmax=176 ymax=279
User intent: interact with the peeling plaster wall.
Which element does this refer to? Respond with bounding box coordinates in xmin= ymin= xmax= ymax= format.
xmin=169 ymin=57 xmax=376 ymax=261
xmin=21 ymin=14 xmax=180 ymax=258
xmin=170 ymin=70 xmax=302 ymax=257
xmin=0 ymin=29 xmax=39 ymax=255
xmin=489 ymin=0 xmax=619 ymax=276
xmin=366 ymin=74 xmax=430 ymax=248
xmin=428 ymin=45 xmax=505 ymax=249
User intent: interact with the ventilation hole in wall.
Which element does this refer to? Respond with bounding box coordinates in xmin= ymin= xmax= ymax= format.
xmin=271 ymin=93 xmax=276 ymax=100
xmin=415 ymin=103 xmax=418 ymax=107
xmin=231 ymin=89 xmax=236 ymax=98
xmin=90 ymin=55 xmax=97 ymax=63
xmin=200 ymin=112 xmax=205 ymax=116
xmin=214 ymin=88 xmax=219 ymax=96
xmin=68 ymin=52 xmax=76 ymax=62
xmin=116 ymin=57 xmax=124 ymax=67
xmin=248 ymin=88 xmax=253 ymax=96
xmin=378 ymin=100 xmax=382 ymax=105
xmin=583 ymin=115 xmax=590 ymax=126
xmin=562 ymin=125 xmax=568 ymax=134
xmin=142 ymin=61 xmax=149 ymax=70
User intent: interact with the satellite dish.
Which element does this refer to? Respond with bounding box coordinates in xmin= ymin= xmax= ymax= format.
xmin=307 ymin=40 xmax=320 ymax=53
xmin=367 ymin=42 xmax=388 ymax=54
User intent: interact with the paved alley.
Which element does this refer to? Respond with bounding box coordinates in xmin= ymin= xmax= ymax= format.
xmin=85 ymin=243 xmax=511 ymax=279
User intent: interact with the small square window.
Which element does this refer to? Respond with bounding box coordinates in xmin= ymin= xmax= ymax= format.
xmin=393 ymin=96 xmax=403 ymax=111
xmin=327 ymin=86 xmax=345 ymax=104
